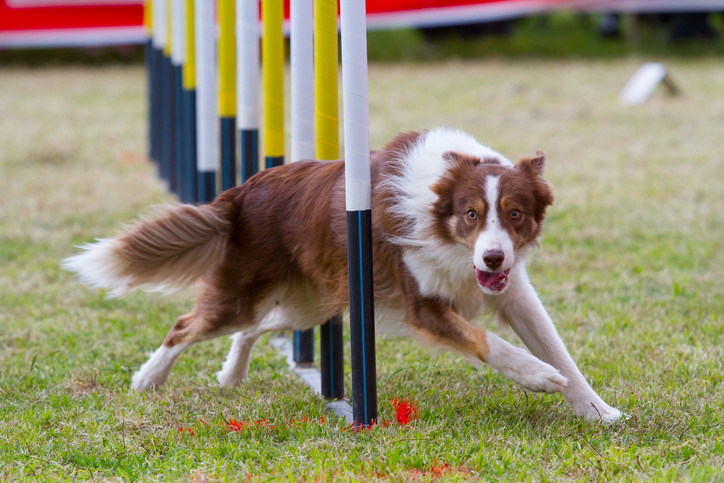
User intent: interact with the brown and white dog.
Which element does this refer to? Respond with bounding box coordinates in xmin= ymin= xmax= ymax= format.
xmin=64 ymin=128 xmax=621 ymax=422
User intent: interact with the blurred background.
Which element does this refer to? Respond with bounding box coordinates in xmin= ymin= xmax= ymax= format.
xmin=2 ymin=0 xmax=724 ymax=63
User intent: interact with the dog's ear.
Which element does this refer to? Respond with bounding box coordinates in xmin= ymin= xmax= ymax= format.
xmin=517 ymin=150 xmax=546 ymax=175
xmin=443 ymin=151 xmax=481 ymax=167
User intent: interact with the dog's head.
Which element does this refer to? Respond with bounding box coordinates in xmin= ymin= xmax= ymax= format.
xmin=430 ymin=150 xmax=554 ymax=295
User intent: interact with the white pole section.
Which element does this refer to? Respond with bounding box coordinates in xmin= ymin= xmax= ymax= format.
xmin=171 ymin=0 xmax=184 ymax=67
xmin=195 ymin=0 xmax=219 ymax=173
xmin=291 ymin=0 xmax=315 ymax=162
xmin=236 ymin=0 xmax=259 ymax=131
xmin=152 ymin=0 xmax=166 ymax=50
xmin=341 ymin=0 xmax=371 ymax=212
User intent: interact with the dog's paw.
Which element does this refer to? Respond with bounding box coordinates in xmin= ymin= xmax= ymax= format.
xmin=216 ymin=369 xmax=246 ymax=388
xmin=130 ymin=370 xmax=163 ymax=391
xmin=579 ymin=401 xmax=623 ymax=423
xmin=514 ymin=357 xmax=569 ymax=394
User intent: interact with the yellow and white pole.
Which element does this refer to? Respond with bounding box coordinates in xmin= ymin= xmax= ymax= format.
xmin=262 ymin=0 xmax=285 ymax=169
xmin=315 ymin=0 xmax=344 ymax=400
xmin=182 ymin=0 xmax=197 ymax=202
xmin=145 ymin=0 xmax=158 ymax=165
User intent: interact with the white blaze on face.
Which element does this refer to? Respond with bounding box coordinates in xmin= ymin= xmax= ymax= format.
xmin=474 ymin=175 xmax=515 ymax=272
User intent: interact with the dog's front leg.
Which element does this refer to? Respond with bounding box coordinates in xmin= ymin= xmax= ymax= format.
xmin=406 ymin=297 xmax=568 ymax=394
xmin=491 ymin=264 xmax=622 ymax=422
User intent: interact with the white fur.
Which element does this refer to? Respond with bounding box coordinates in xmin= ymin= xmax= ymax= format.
xmin=216 ymin=285 xmax=337 ymax=387
xmin=217 ymin=330 xmax=263 ymax=387
xmin=484 ymin=332 xmax=568 ymax=393
xmin=490 ymin=264 xmax=622 ymax=422
xmin=131 ymin=343 xmax=190 ymax=390
xmin=474 ymin=175 xmax=515 ymax=295
xmin=62 ymin=239 xmax=136 ymax=298
xmin=386 ymin=128 xmax=511 ymax=301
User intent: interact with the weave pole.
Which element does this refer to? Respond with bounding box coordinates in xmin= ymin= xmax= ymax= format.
xmin=262 ymin=0 xmax=284 ymax=169
xmin=315 ymin=0 xmax=344 ymax=400
xmin=289 ymin=0 xmax=315 ymax=367
xmin=144 ymin=0 xmax=156 ymax=166
xmin=194 ymin=0 xmax=218 ymax=202
xmin=341 ymin=0 xmax=377 ymax=427
xmin=164 ymin=0 xmax=177 ymax=194
xmin=150 ymin=0 xmax=163 ymax=171
xmin=153 ymin=0 xmax=170 ymax=187
xmin=219 ymin=0 xmax=237 ymax=191
xmin=171 ymin=0 xmax=185 ymax=200
xmin=182 ymin=0 xmax=197 ymax=203
xmin=237 ymin=0 xmax=260 ymax=183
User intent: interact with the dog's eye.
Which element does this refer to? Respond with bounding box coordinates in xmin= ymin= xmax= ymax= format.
xmin=467 ymin=210 xmax=477 ymax=221
xmin=510 ymin=210 xmax=521 ymax=219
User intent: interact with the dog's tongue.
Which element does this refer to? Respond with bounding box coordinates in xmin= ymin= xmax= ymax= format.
xmin=475 ymin=267 xmax=509 ymax=291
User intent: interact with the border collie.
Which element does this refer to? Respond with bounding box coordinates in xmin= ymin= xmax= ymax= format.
xmin=64 ymin=128 xmax=621 ymax=422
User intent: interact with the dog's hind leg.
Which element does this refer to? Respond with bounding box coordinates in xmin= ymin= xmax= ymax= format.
xmin=131 ymin=286 xmax=254 ymax=391
xmin=216 ymin=305 xmax=310 ymax=387
xmin=406 ymin=296 xmax=568 ymax=394
xmin=216 ymin=330 xmax=263 ymax=387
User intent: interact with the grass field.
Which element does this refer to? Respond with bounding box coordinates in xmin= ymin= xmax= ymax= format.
xmin=1 ymin=58 xmax=723 ymax=481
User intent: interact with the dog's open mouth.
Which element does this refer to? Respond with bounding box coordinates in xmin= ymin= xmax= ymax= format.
xmin=475 ymin=267 xmax=510 ymax=292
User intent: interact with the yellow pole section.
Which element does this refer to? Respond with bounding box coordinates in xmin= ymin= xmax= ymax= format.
xmin=218 ymin=0 xmax=236 ymax=116
xmin=263 ymin=0 xmax=285 ymax=158
xmin=144 ymin=0 xmax=153 ymax=34
xmin=164 ymin=0 xmax=172 ymax=55
xmin=182 ymin=0 xmax=195 ymax=89
xmin=314 ymin=0 xmax=338 ymax=161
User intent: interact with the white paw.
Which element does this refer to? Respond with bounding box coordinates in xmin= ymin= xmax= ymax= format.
xmin=130 ymin=369 xmax=166 ymax=391
xmin=514 ymin=356 xmax=569 ymax=394
xmin=485 ymin=334 xmax=568 ymax=394
xmin=216 ymin=369 xmax=246 ymax=388
xmin=496 ymin=346 xmax=568 ymax=393
xmin=579 ymin=400 xmax=623 ymax=423
xmin=130 ymin=344 xmax=187 ymax=391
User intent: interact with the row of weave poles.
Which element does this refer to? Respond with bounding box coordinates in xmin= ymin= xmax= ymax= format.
xmin=143 ymin=0 xmax=377 ymax=426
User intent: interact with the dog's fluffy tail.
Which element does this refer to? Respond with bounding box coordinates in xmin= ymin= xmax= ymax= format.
xmin=63 ymin=203 xmax=233 ymax=297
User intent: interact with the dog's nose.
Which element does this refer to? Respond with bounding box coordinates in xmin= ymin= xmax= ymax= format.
xmin=483 ymin=250 xmax=505 ymax=270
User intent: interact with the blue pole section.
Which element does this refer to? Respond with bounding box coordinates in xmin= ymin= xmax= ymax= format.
xmin=320 ymin=312 xmax=344 ymax=399
xmin=265 ymin=156 xmax=283 ymax=169
xmin=184 ymin=89 xmax=198 ymax=203
xmin=174 ymin=64 xmax=185 ymax=200
xmin=220 ymin=118 xmax=237 ymax=191
xmin=146 ymin=38 xmax=156 ymax=165
xmin=240 ymin=130 xmax=259 ymax=183
xmin=293 ymin=330 xmax=314 ymax=365
xmin=160 ymin=55 xmax=173 ymax=189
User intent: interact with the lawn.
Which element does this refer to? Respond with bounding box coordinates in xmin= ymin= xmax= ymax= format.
xmin=1 ymin=58 xmax=723 ymax=481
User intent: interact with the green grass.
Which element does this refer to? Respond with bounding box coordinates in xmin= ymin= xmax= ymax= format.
xmin=1 ymin=59 xmax=724 ymax=481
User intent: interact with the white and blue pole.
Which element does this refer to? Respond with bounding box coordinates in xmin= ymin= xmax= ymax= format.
xmin=290 ymin=0 xmax=316 ymax=367
xmin=195 ymin=0 xmax=218 ymax=202
xmin=237 ymin=0 xmax=260 ymax=184
xmin=340 ymin=0 xmax=376 ymax=426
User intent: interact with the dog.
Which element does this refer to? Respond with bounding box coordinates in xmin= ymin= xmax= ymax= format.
xmin=64 ymin=127 xmax=621 ymax=422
